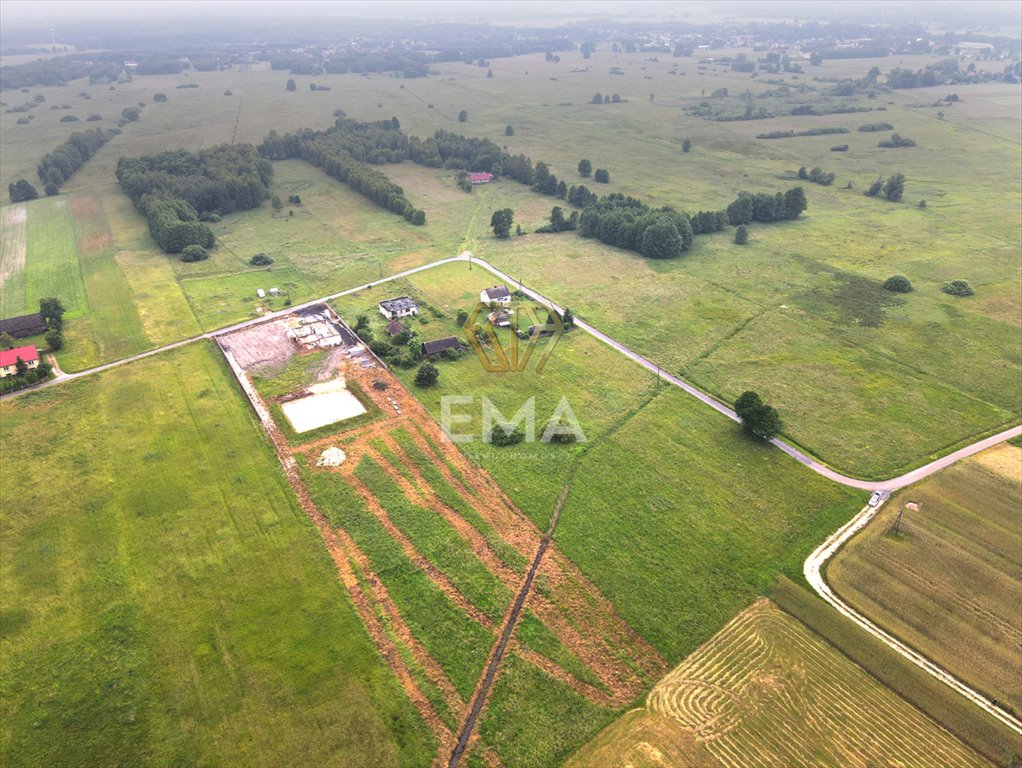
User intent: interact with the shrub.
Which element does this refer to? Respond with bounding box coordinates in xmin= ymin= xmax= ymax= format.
xmin=414 ymin=361 xmax=439 ymax=387
xmin=857 ymin=122 xmax=893 ymax=132
xmin=180 ymin=244 xmax=209 ymax=262
xmin=44 ymin=182 xmax=59 ymax=196
xmin=369 ymin=338 xmax=393 ymax=358
xmin=941 ymin=279 xmax=974 ymax=297
xmin=86 ymin=113 xmax=102 ymax=121
xmin=59 ymin=115 xmax=79 ymax=122
xmin=830 ymin=144 xmax=849 ymax=152
xmin=154 ymin=93 xmax=168 ymax=103
xmin=121 ymin=107 xmax=140 ymax=122
xmin=250 ymin=253 xmax=273 ymax=266
xmin=542 ymin=417 xmax=579 ymax=443
xmin=878 ymin=133 xmax=915 ymax=148
xmin=44 ymin=329 xmax=64 ymax=351
xmin=882 ymin=275 xmax=913 ymax=293
xmin=593 ymin=168 xmax=610 ymax=183
xmin=488 ymin=422 xmax=524 ymax=446
xmin=734 ymin=224 xmax=749 ymax=244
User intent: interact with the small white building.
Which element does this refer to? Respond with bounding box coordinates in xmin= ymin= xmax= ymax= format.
xmin=379 ymin=296 xmax=419 ymax=320
xmin=257 ymin=288 xmax=266 ymax=298
xmin=480 ymin=285 xmax=512 ymax=305
xmin=269 ymin=287 xmax=280 ymax=296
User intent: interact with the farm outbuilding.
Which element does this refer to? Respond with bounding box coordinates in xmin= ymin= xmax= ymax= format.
xmin=0 ymin=313 xmax=48 ymax=339
xmin=422 ymin=336 xmax=467 ymax=358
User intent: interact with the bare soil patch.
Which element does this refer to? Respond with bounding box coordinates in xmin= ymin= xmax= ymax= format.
xmin=219 ymin=319 xmax=295 ymax=372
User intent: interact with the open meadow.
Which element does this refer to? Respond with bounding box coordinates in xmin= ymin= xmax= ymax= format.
xmin=1 ymin=51 xmax=1018 ymax=476
xmin=828 ymin=442 xmax=1022 ymax=716
xmin=566 ymin=599 xmax=993 ymax=768
xmin=0 ymin=342 xmax=435 ymax=767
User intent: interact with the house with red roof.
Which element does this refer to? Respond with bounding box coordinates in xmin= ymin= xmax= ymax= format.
xmin=469 ymin=172 xmax=494 ymax=185
xmin=0 ymin=345 xmax=40 ymax=378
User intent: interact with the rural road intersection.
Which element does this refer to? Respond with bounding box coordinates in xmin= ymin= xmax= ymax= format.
xmin=4 ymin=251 xmax=1020 ymax=733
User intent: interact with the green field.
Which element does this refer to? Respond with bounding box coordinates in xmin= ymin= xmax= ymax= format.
xmin=0 ymin=343 xmax=435 ymax=767
xmin=21 ymin=196 xmax=88 ymax=316
xmin=1 ymin=52 xmax=1017 ymax=476
xmin=828 ymin=443 xmax=1022 ymax=715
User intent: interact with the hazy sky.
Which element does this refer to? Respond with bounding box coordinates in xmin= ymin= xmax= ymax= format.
xmin=1 ymin=0 xmax=1019 ymax=29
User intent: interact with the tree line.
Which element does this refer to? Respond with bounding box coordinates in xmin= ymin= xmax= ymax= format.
xmin=116 ymin=144 xmax=272 ymax=253
xmin=259 ymin=122 xmax=425 ymax=225
xmin=37 ymin=128 xmax=115 ymax=194
xmin=578 ymin=195 xmax=695 ymax=259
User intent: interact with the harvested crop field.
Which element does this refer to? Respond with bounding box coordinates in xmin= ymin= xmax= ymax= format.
xmin=567 ymin=599 xmax=992 ymax=768
xmin=828 ymin=443 xmax=1022 ymax=715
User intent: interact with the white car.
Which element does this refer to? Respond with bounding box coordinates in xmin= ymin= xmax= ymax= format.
xmin=868 ymin=491 xmax=883 ymax=507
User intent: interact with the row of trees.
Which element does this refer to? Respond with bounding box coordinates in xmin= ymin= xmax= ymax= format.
xmin=116 ymin=144 xmax=273 ymax=253
xmin=534 ymin=187 xmax=802 ymax=257
xmin=36 ymin=128 xmax=114 ymax=194
xmin=258 ymin=124 xmax=425 ymax=225
xmin=725 ymin=188 xmax=808 ymax=225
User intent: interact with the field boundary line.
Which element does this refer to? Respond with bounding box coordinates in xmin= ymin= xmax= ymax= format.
xmin=446 ymin=485 xmax=570 ymax=768
xmin=805 ymin=494 xmax=1022 ymax=736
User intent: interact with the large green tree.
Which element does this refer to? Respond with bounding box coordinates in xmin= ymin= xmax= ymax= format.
xmin=640 ymin=220 xmax=684 ymax=259
xmin=577 ymin=159 xmax=592 ymax=177
xmin=734 ymin=391 xmax=782 ymax=440
xmin=39 ymin=297 xmax=65 ymax=329
xmin=490 ymin=208 xmax=514 ymax=238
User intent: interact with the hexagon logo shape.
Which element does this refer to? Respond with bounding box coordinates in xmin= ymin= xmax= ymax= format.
xmin=463 ymin=301 xmax=564 ymax=373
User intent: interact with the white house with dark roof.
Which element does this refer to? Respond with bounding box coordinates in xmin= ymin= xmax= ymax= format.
xmin=480 ymin=285 xmax=511 ymax=305
xmin=378 ymin=296 xmax=419 ymax=320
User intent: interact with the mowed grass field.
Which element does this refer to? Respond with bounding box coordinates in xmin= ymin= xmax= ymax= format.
xmin=0 ymin=343 xmax=435 ymax=767
xmin=828 ymin=443 xmax=1022 ymax=715
xmin=566 ymin=599 xmax=993 ymax=768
